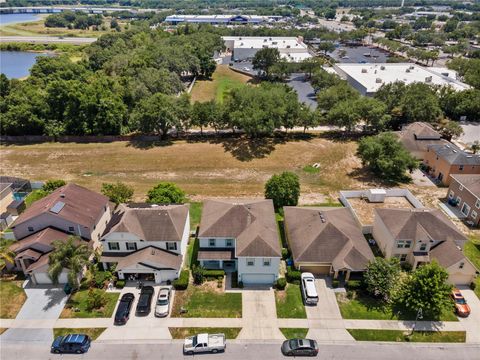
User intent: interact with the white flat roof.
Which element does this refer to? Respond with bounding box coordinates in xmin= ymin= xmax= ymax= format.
xmin=222 ymin=36 xmax=308 ymax=50
xmin=336 ymin=63 xmax=470 ymax=93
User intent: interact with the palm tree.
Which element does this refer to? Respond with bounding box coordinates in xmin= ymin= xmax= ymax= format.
xmin=48 ymin=236 xmax=92 ymax=289
xmin=470 ymin=141 xmax=480 ymax=154
xmin=0 ymin=239 xmax=15 ymax=271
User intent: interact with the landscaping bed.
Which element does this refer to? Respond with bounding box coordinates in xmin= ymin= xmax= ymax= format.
xmin=0 ymin=280 xmax=26 ymax=318
xmin=279 ymin=328 xmax=309 ymax=339
xmin=275 ymin=284 xmax=306 ymax=319
xmin=169 ymin=327 xmax=241 ymax=339
xmin=53 ymin=328 xmax=106 ymax=341
xmin=347 ymin=329 xmax=466 ymax=343
xmin=60 ymin=290 xmax=119 ymax=318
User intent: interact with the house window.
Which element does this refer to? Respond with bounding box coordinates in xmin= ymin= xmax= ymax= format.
xmin=209 ymin=239 xmax=216 ymax=247
xmin=475 ymin=199 xmax=480 ymax=209
xmin=448 ymin=191 xmax=454 ymax=199
xmin=246 ymin=258 xmax=255 ymax=266
xmin=397 ymin=240 xmax=412 ymax=249
xmin=459 ymin=185 xmax=464 ymax=191
xmin=108 ymin=242 xmax=120 ymax=251
xmin=68 ymin=226 xmax=74 ymax=232
xmin=472 ymin=211 xmax=478 ymax=220
xmin=263 ymin=258 xmax=271 ymax=267
xmin=461 ymin=203 xmax=471 ymax=216
xmin=167 ymin=242 xmax=177 ymax=251
xmin=459 ymin=262 xmax=464 ymax=269
xmin=459 ymin=165 xmax=464 ymax=171
xmin=126 ymin=242 xmax=137 ymax=251
xmin=395 ymin=254 xmax=407 ymax=262
xmin=28 ymin=226 xmax=34 ymax=232
xmin=419 ymin=243 xmax=427 ymax=251
xmin=225 ymin=239 xmax=233 ymax=247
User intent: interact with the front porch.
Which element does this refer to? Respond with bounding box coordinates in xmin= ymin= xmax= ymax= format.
xmin=197 ymin=249 xmax=237 ymax=272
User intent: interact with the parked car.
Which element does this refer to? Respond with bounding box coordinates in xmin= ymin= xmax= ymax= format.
xmin=136 ymin=286 xmax=154 ymax=316
xmin=114 ymin=293 xmax=135 ymax=325
xmin=155 ymin=287 xmax=171 ymax=317
xmin=281 ymin=338 xmax=319 ymax=357
xmin=183 ymin=333 xmax=226 ymax=355
xmin=242 ymin=67 xmax=251 ymax=71
xmin=51 ymin=334 xmax=91 ymax=354
xmin=451 ymin=288 xmax=471 ymax=317
xmin=301 ymin=272 xmax=318 ymax=305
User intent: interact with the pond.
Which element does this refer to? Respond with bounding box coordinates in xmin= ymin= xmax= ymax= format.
xmin=0 ymin=13 xmax=41 ymax=26
xmin=0 ymin=51 xmax=54 ymax=79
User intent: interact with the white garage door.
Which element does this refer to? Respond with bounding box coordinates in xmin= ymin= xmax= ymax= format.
xmin=242 ymin=273 xmax=275 ymax=285
xmin=33 ymin=272 xmax=68 ymax=285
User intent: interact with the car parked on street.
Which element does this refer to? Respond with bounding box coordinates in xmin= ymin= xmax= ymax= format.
xmin=114 ymin=293 xmax=135 ymax=325
xmin=136 ymin=286 xmax=154 ymax=316
xmin=281 ymin=338 xmax=319 ymax=357
xmin=155 ymin=287 xmax=171 ymax=317
xmin=51 ymin=334 xmax=91 ymax=354
xmin=301 ymin=272 xmax=318 ymax=305
xmin=183 ymin=333 xmax=226 ymax=355
xmin=451 ymin=288 xmax=471 ymax=317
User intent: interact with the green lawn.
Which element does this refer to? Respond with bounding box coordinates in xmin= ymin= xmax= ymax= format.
xmin=60 ymin=290 xmax=120 ymax=318
xmin=275 ymin=284 xmax=307 ymax=319
xmin=280 ymin=328 xmax=309 ymax=339
xmin=347 ymin=329 xmax=466 ymax=342
xmin=24 ymin=189 xmax=47 ymax=207
xmin=169 ymin=327 xmax=241 ymax=339
xmin=189 ymin=202 xmax=203 ymax=229
xmin=53 ymin=328 xmax=106 ymax=340
xmin=336 ymin=292 xmax=457 ymax=322
xmin=464 ymin=235 xmax=480 ymax=298
xmin=0 ymin=281 xmax=27 ymax=318
xmin=172 ymin=285 xmax=242 ymax=318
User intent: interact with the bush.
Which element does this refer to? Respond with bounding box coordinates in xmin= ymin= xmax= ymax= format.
xmin=469 ymin=281 xmax=476 ymax=291
xmin=173 ymin=270 xmax=189 ymax=290
xmin=401 ymin=262 xmax=413 ymax=272
xmin=275 ymin=277 xmax=287 ymax=290
xmin=203 ymin=269 xmax=225 ymax=280
xmin=192 ymin=265 xmax=205 ymax=285
xmin=345 ymin=280 xmax=363 ymax=291
xmin=332 ymin=279 xmax=339 ymax=288
xmin=217 ymin=279 xmax=223 ymax=288
xmin=281 ymin=248 xmax=290 ymax=260
xmin=115 ymin=280 xmax=125 ymax=289
xmin=238 ymin=281 xmax=244 ymax=289
xmin=94 ymin=271 xmax=113 ymax=289
xmin=286 ymin=266 xmax=302 ymax=283
xmin=86 ymin=288 xmax=107 ymax=311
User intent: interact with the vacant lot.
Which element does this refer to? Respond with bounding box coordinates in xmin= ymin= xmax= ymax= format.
xmin=0 ymin=136 xmax=365 ymax=202
xmin=190 ymin=65 xmax=253 ymax=103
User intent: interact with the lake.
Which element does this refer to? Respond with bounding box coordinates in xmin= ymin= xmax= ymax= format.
xmin=0 ymin=13 xmax=41 ymax=26
xmin=0 ymin=51 xmax=53 ymax=79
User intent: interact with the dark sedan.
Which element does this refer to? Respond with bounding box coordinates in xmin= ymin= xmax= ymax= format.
xmin=114 ymin=293 xmax=135 ymax=325
xmin=135 ymin=286 xmax=154 ymax=316
xmin=51 ymin=334 xmax=91 ymax=354
xmin=281 ymin=338 xmax=318 ymax=357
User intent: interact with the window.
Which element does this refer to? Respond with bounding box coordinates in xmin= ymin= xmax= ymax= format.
xmin=394 ymin=254 xmax=407 ymax=262
xmin=397 ymin=240 xmax=412 ymax=249
xmin=28 ymin=226 xmax=34 ymax=232
xmin=461 ymin=203 xmax=471 ymax=216
xmin=459 ymin=262 xmax=464 ymax=269
xmin=448 ymin=191 xmax=454 ymax=199
xmin=167 ymin=242 xmax=177 ymax=251
xmin=209 ymin=239 xmax=216 ymax=247
xmin=459 ymin=185 xmax=464 ymax=191
xmin=459 ymin=165 xmax=464 ymax=171
xmin=419 ymin=243 xmax=427 ymax=251
xmin=68 ymin=226 xmax=74 ymax=232
xmin=108 ymin=242 xmax=120 ymax=251
xmin=126 ymin=242 xmax=137 ymax=251
xmin=225 ymin=239 xmax=233 ymax=247
xmin=476 ymin=199 xmax=480 ymax=209
xmin=472 ymin=211 xmax=478 ymax=220
xmin=246 ymin=258 xmax=255 ymax=266
xmin=263 ymin=258 xmax=271 ymax=267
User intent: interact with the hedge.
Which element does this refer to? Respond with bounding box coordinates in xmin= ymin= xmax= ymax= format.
xmin=286 ymin=266 xmax=301 ymax=284
xmin=275 ymin=278 xmax=287 ymax=290
xmin=173 ymin=270 xmax=189 ymax=290
xmin=281 ymin=248 xmax=290 ymax=260
xmin=115 ymin=280 xmax=125 ymax=289
xmin=204 ymin=269 xmax=225 ymax=280
xmin=345 ymin=280 xmax=363 ymax=291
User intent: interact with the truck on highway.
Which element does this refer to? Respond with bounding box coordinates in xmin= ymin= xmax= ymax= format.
xmin=183 ymin=333 xmax=226 ymax=355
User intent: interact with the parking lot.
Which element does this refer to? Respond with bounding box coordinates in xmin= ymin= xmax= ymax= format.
xmin=331 ymin=46 xmax=390 ymax=63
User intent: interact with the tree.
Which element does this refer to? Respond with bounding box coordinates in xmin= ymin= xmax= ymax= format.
xmin=101 ymin=182 xmax=134 ymax=205
xmin=364 ymin=257 xmax=401 ymax=302
xmin=399 ymin=261 xmax=452 ymax=319
xmin=86 ymin=288 xmax=107 ymax=311
xmin=252 ymin=48 xmax=281 ymax=79
xmin=317 ymin=82 xmax=360 ymax=112
xmin=0 ymin=239 xmax=15 ymax=271
xmin=469 ymin=141 xmax=480 ymax=154
xmin=318 ymin=41 xmax=336 ymax=55
xmin=436 ymin=119 xmax=464 ymax=141
xmin=191 ymin=101 xmax=218 ymax=135
xmin=264 ymin=172 xmax=300 ymax=209
xmin=146 ymin=182 xmax=186 ymax=204
xmin=357 ymin=132 xmax=418 ymax=182
xmin=48 ymin=236 xmax=92 ymax=289
xmin=42 ymin=179 xmax=66 ymax=193
xmin=324 ymin=8 xmax=337 ymax=20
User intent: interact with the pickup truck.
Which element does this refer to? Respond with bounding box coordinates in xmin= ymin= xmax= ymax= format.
xmin=183 ymin=333 xmax=226 ymax=355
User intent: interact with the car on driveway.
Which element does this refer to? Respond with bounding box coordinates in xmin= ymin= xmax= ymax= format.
xmin=51 ymin=334 xmax=91 ymax=354
xmin=136 ymin=286 xmax=154 ymax=316
xmin=155 ymin=287 xmax=171 ymax=317
xmin=451 ymin=288 xmax=471 ymax=317
xmin=281 ymin=338 xmax=318 ymax=357
xmin=114 ymin=293 xmax=135 ymax=325
xmin=301 ymin=272 xmax=318 ymax=305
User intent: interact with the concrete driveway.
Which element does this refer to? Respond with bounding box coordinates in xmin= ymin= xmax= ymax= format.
xmin=457 ymin=287 xmax=480 ymax=343
xmin=305 ymin=278 xmax=342 ymax=320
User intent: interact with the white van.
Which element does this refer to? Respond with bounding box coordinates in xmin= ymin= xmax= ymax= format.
xmin=301 ymin=272 xmax=318 ymax=305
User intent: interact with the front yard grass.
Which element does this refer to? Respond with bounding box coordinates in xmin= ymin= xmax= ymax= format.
xmin=0 ymin=280 xmax=27 ymax=318
xmin=280 ymin=328 xmax=309 ymax=339
xmin=336 ymin=292 xmax=457 ymax=322
xmin=53 ymin=328 xmax=106 ymax=340
xmin=60 ymin=290 xmax=119 ymax=318
xmin=275 ymin=284 xmax=307 ymax=319
xmin=171 ymin=282 xmax=242 ymax=318
xmin=461 ymin=235 xmax=480 ymax=298
xmin=169 ymin=327 xmax=241 ymax=339
xmin=347 ymin=329 xmax=466 ymax=343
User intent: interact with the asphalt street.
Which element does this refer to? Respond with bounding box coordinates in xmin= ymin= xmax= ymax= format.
xmin=1 ymin=341 xmax=479 ymax=360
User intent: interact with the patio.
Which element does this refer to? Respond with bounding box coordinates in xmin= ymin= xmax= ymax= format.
xmin=439 ymin=201 xmax=467 ymax=221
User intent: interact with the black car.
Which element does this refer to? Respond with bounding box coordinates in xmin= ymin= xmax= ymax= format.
xmin=114 ymin=293 xmax=135 ymax=325
xmin=51 ymin=334 xmax=91 ymax=354
xmin=135 ymin=286 xmax=154 ymax=316
xmin=281 ymin=338 xmax=319 ymax=357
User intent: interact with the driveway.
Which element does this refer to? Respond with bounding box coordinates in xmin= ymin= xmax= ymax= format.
xmin=457 ymin=287 xmax=480 ymax=343
xmin=287 ymin=73 xmax=317 ymax=109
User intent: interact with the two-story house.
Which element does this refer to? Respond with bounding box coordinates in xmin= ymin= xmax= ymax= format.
xmin=100 ymin=203 xmax=190 ymax=284
xmin=372 ymin=208 xmax=477 ymax=285
xmin=448 ymin=174 xmax=480 ymax=227
xmin=197 ymin=199 xmax=281 ymax=285
xmin=395 ymin=122 xmax=448 ymax=160
xmin=9 ymin=183 xmax=111 ymax=284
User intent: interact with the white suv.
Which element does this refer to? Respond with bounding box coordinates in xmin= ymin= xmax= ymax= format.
xmin=301 ymin=272 xmax=318 ymax=305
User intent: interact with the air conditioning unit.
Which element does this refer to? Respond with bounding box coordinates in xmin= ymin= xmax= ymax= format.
xmin=376 ymin=78 xmax=382 ymax=83
xmin=380 ymin=65 xmax=385 ymax=70
xmin=425 ymin=76 xmax=432 ymax=83
xmin=366 ymin=189 xmax=387 ymax=203
xmin=361 ymin=68 xmax=367 ymax=73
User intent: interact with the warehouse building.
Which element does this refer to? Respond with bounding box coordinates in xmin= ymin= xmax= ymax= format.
xmin=165 ymin=14 xmax=282 ymax=25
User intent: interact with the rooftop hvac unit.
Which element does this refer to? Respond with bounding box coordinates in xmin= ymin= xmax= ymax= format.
xmin=361 ymin=68 xmax=367 ymax=73
xmin=406 ymin=68 xmax=411 ymax=73
xmin=409 ymin=65 xmax=415 ymax=70
xmin=425 ymin=76 xmax=432 ymax=83
xmin=380 ymin=65 xmax=385 ymax=70
xmin=376 ymin=78 xmax=382 ymax=83
xmin=366 ymin=189 xmax=387 ymax=203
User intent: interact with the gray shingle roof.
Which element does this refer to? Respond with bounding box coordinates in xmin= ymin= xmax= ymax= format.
xmin=430 ymin=240 xmax=467 ymax=268
xmin=427 ymin=144 xmax=480 ymax=166
xmin=450 ymin=174 xmax=480 ymax=198
xmin=396 ymin=122 xmax=448 ymax=158
xmin=115 ymin=246 xmax=182 ymax=271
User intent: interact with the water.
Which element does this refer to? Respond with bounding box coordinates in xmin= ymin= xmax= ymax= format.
xmin=0 ymin=13 xmax=41 ymax=26
xmin=0 ymin=51 xmax=53 ymax=79
xmin=13 ymin=192 xmax=28 ymax=201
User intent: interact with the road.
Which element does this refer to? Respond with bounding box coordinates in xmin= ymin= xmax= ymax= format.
xmin=1 ymin=341 xmax=479 ymax=360
xmin=287 ymin=73 xmax=317 ymax=109
xmin=0 ymin=36 xmax=97 ymax=44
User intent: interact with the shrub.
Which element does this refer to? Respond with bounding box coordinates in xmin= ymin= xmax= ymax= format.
xmin=238 ymin=281 xmax=244 ymax=289
xmin=86 ymin=288 xmax=107 ymax=311
xmin=281 ymin=248 xmax=290 ymax=260
xmin=332 ymin=279 xmax=339 ymax=288
xmin=115 ymin=280 xmax=125 ymax=289
xmin=94 ymin=271 xmax=113 ymax=289
xmin=470 ymin=281 xmax=476 ymax=291
xmin=275 ymin=277 xmax=287 ymax=290
xmin=173 ymin=270 xmax=189 ymax=290
xmin=286 ymin=266 xmax=302 ymax=283
xmin=192 ymin=265 xmax=205 ymax=285
xmin=42 ymin=179 xmax=66 ymax=193
xmin=217 ymin=279 xmax=223 ymax=288
xmin=401 ymin=262 xmax=413 ymax=272
xmin=203 ymin=269 xmax=225 ymax=280
xmin=345 ymin=280 xmax=363 ymax=291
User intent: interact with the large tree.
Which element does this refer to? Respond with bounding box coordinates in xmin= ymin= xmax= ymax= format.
xmin=316 ymin=82 xmax=359 ymax=112
xmin=264 ymin=172 xmax=300 ymax=209
xmin=364 ymin=257 xmax=401 ymax=302
xmin=146 ymin=182 xmax=186 ymax=204
xmin=252 ymin=48 xmax=281 ymax=79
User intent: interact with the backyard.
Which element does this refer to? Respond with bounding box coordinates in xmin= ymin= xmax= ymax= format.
xmin=275 ymin=284 xmax=307 ymax=319
xmin=0 ymin=280 xmax=26 ymax=318
xmin=60 ymin=289 xmax=120 ymax=318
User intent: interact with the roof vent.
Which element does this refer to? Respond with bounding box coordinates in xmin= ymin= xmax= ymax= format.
xmin=376 ymin=78 xmax=382 ymax=83
xmin=151 ymin=248 xmax=156 ymax=255
xmin=60 ymin=193 xmax=65 ymax=198
xmin=318 ymin=212 xmax=326 ymax=223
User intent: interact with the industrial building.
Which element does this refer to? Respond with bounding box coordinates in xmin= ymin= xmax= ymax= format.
xmin=165 ymin=14 xmax=282 ymax=25
xmin=223 ymin=36 xmax=312 ymax=62
xmin=333 ymin=63 xmax=470 ymax=96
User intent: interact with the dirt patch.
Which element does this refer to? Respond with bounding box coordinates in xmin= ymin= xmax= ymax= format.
xmin=349 ymin=196 xmax=414 ymax=225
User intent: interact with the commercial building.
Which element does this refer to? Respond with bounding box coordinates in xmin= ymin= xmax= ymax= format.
xmin=223 ymin=36 xmax=312 ymax=62
xmin=165 ymin=14 xmax=282 ymax=25
xmin=333 ymin=63 xmax=470 ymax=96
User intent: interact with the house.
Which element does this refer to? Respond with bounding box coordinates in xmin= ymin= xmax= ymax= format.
xmin=8 ymin=183 xmax=111 ymax=284
xmin=372 ymin=208 xmax=477 ymax=285
xmin=284 ymin=207 xmax=374 ymax=281
xmin=447 ymin=174 xmax=480 ymax=227
xmin=197 ymin=199 xmax=281 ymax=285
xmin=100 ymin=203 xmax=190 ymax=284
xmin=0 ymin=183 xmax=15 ymax=217
xmin=424 ymin=143 xmax=480 ymax=185
xmin=395 ymin=122 xmax=448 ymax=160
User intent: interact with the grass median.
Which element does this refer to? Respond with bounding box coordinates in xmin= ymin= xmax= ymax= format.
xmin=347 ymin=329 xmax=466 ymax=343
xmin=280 ymin=328 xmax=309 ymax=339
xmin=169 ymin=327 xmax=241 ymax=339
xmin=53 ymin=328 xmax=106 ymax=340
